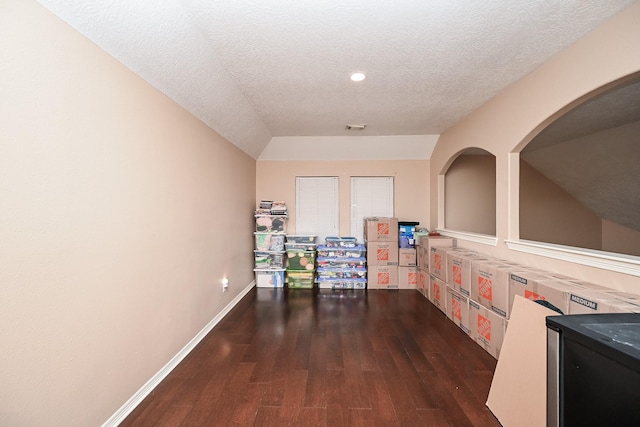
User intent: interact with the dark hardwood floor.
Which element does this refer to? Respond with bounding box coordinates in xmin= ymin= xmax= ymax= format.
xmin=121 ymin=288 xmax=502 ymax=426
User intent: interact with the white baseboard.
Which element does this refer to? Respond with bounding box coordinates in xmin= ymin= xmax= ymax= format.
xmin=102 ymin=280 xmax=256 ymax=427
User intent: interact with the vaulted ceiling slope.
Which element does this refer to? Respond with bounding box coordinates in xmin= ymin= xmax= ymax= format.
xmin=36 ymin=0 xmax=635 ymax=159
xmin=522 ymin=78 xmax=640 ymax=232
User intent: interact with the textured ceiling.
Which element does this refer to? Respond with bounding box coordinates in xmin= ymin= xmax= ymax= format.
xmin=36 ymin=0 xmax=635 ymax=159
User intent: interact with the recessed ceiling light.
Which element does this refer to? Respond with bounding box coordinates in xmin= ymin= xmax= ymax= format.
xmin=350 ymin=72 xmax=366 ymax=82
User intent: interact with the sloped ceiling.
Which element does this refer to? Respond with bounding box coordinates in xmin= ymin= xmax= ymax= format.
xmin=35 ymin=0 xmax=635 ymax=159
xmin=522 ymin=78 xmax=640 ymax=231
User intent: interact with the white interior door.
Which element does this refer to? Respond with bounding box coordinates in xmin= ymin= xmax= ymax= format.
xmin=295 ymin=177 xmax=339 ymax=243
xmin=350 ymin=177 xmax=394 ymax=243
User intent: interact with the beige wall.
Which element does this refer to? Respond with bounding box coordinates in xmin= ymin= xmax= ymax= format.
xmin=444 ymin=154 xmax=496 ymax=235
xmin=0 ymin=1 xmax=256 ymax=426
xmin=430 ymin=2 xmax=640 ymax=291
xmin=256 ymin=160 xmax=429 ymax=237
xmin=520 ymin=160 xmax=602 ymax=249
xmin=602 ymin=219 xmax=640 ymax=257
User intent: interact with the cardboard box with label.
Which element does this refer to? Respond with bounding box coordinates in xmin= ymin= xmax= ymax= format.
xmin=398 ymin=248 xmax=417 ymax=266
xmin=416 ymin=244 xmax=430 ymax=269
xmin=446 ymin=287 xmax=470 ymax=334
xmin=567 ymin=289 xmax=640 ymax=314
xmin=446 ymin=251 xmax=489 ymax=297
xmin=366 ymin=241 xmax=399 ymax=266
xmin=429 ymin=275 xmax=447 ymax=313
xmin=428 ymin=246 xmax=448 ymax=281
xmin=422 ymin=235 xmax=456 ymax=253
xmin=363 ymin=217 xmax=399 ymax=242
xmin=398 ymin=266 xmax=418 ymax=289
xmin=469 ymin=299 xmax=506 ymax=359
xmin=417 ymin=267 xmax=429 ymax=298
xmin=368 ymin=265 xmax=399 ymax=289
xmin=508 ymin=271 xmax=575 ymax=316
xmin=470 ymin=260 xmax=514 ymax=318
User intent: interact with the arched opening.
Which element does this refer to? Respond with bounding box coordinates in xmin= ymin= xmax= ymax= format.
xmin=519 ymin=74 xmax=640 ymax=257
xmin=444 ymin=148 xmax=496 ymax=236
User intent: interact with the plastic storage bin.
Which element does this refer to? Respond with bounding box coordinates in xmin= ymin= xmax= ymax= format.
xmin=399 ymin=221 xmax=420 ymax=248
xmin=286 ymin=235 xmax=318 ymax=244
xmin=254 ymin=233 xmax=286 ymax=251
xmin=316 ymin=268 xmax=367 ymax=280
xmin=255 ymin=215 xmax=288 ymax=233
xmin=254 ymin=269 xmax=285 ymax=288
xmin=254 ymin=251 xmax=286 ymax=269
xmin=285 ymin=242 xmax=317 ymax=251
xmin=317 ymin=257 xmax=367 ymax=269
xmin=316 ymin=245 xmax=366 ymax=258
xmin=325 ymin=237 xmax=358 ymax=247
xmin=286 ymin=249 xmax=316 ymax=270
xmin=317 ymin=278 xmax=367 ymax=290
xmin=287 ymin=270 xmax=315 ymax=289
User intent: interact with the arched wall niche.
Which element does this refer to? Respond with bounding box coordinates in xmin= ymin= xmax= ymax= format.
xmin=442 ymin=147 xmax=497 ymax=237
xmin=430 ymin=4 xmax=640 ymax=287
xmin=516 ymin=72 xmax=640 ymax=257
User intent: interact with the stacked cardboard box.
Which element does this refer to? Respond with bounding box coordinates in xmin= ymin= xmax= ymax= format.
xmin=508 ymin=270 xmax=576 ymax=316
xmin=416 ymin=238 xmax=640 ymax=360
xmin=469 ymin=299 xmax=505 ymax=358
xmin=565 ymin=287 xmax=640 ymax=314
xmin=418 ymin=235 xmax=457 ymax=267
xmin=423 ymin=236 xmax=456 ymax=303
xmin=424 ymin=245 xmax=507 ymax=358
xmin=398 ymin=247 xmax=417 ymax=289
xmin=447 ymin=250 xmax=491 ymax=297
xmin=446 ymin=285 xmax=470 ymax=335
xmin=471 ymin=260 xmax=528 ymax=318
xmin=427 ymin=243 xmax=456 ymax=315
xmin=364 ymin=217 xmax=400 ymax=289
xmin=417 ymin=267 xmax=429 ymax=298
xmin=430 ymin=274 xmax=447 ymax=312
xmin=507 ymin=272 xmax=640 ymax=315
xmin=416 ymin=239 xmax=429 ymax=298
xmin=417 ymin=235 xmax=456 ymax=304
xmin=466 ymin=258 xmax=530 ymax=358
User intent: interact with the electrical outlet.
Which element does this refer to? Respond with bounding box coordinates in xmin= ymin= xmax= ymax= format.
xmin=222 ymin=278 xmax=229 ymax=292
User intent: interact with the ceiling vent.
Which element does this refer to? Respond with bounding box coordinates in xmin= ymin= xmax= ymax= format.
xmin=346 ymin=124 xmax=367 ymax=131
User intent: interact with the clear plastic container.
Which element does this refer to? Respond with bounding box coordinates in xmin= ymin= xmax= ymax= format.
xmin=324 ymin=236 xmax=358 ymax=247
xmin=286 ymin=249 xmax=317 ymax=270
xmin=254 ymin=251 xmax=286 ymax=269
xmin=316 ymin=245 xmax=366 ymax=258
xmin=254 ymin=233 xmax=286 ymax=251
xmin=255 ymin=215 xmax=288 ymax=233
xmin=316 ymin=268 xmax=367 ymax=280
xmin=254 ymin=269 xmax=285 ymax=288
xmin=285 ymin=242 xmax=317 ymax=251
xmin=316 ymin=257 xmax=367 ymax=269
xmin=286 ymin=235 xmax=318 ymax=244
xmin=317 ymin=278 xmax=367 ymax=290
xmin=286 ymin=270 xmax=315 ymax=289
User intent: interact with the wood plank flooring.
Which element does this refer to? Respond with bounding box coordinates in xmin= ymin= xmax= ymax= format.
xmin=121 ymin=288 xmax=502 ymax=426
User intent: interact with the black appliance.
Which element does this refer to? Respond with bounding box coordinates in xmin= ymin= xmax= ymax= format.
xmin=546 ymin=313 xmax=640 ymax=427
